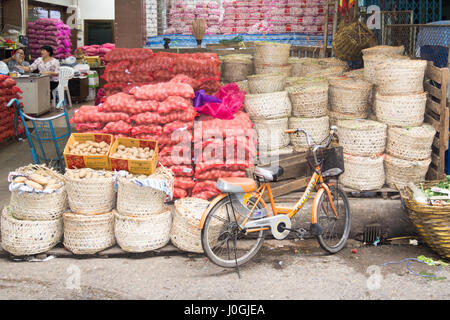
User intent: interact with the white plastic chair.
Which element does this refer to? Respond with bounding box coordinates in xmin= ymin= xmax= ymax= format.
xmin=52 ymin=66 xmax=75 ymax=109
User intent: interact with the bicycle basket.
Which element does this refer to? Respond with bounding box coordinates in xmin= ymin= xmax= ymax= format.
xmin=308 ymin=146 xmax=345 ymax=177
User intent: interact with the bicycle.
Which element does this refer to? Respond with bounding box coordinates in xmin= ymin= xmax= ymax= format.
xmin=198 ymin=126 xmax=351 ymax=269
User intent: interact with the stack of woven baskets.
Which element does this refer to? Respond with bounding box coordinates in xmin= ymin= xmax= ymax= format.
xmin=63 ymin=168 xmax=116 ymax=255
xmin=286 ymin=76 xmax=330 ymax=153
xmin=338 ymin=119 xmax=388 ymax=191
xmin=372 ymin=55 xmax=432 ymax=189
xmin=245 ymin=43 xmax=293 ymax=163
xmin=114 ymin=167 xmax=174 ymax=253
xmin=1 ymin=165 xmax=66 ymax=257
xmin=288 ymin=57 xmax=347 ymax=79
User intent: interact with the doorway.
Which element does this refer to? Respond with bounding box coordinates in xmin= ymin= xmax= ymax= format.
xmin=84 ymin=20 xmax=114 ymax=45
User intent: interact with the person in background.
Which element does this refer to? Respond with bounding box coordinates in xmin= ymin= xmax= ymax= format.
xmin=3 ymin=48 xmax=30 ymax=74
xmin=20 ymin=45 xmax=60 ymax=93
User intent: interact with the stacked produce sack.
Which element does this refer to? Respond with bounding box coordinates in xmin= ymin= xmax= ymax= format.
xmin=27 ymin=18 xmax=72 ymax=61
xmin=0 ymin=75 xmax=24 ymax=142
xmin=167 ymin=1 xmax=221 ymax=35
xmin=193 ymin=111 xmax=257 ymax=199
xmin=77 ymin=43 xmax=115 ymax=65
xmin=370 ymin=49 xmax=431 ymax=189
xmin=145 ymin=0 xmax=158 ymax=37
xmin=221 ymin=0 xmax=334 ymax=35
xmin=102 ymin=48 xmax=221 ymax=97
xmin=1 ymin=165 xmax=66 ymax=256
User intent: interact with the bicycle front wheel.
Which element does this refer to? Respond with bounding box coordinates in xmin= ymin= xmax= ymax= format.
xmin=201 ymin=196 xmax=266 ymax=268
xmin=316 ymin=185 xmax=351 ymax=254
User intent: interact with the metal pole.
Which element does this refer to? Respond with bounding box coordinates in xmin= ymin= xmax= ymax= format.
xmin=322 ymin=0 xmax=330 ymax=58
xmin=332 ymin=0 xmax=339 ymax=56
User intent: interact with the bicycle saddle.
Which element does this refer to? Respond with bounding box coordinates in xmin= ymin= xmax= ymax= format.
xmin=254 ymin=166 xmax=284 ymax=182
xmin=217 ymin=177 xmax=258 ymax=193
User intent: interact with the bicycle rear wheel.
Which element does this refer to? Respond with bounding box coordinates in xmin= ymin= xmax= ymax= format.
xmin=201 ymin=196 xmax=266 ymax=268
xmin=316 ymin=185 xmax=351 ymax=254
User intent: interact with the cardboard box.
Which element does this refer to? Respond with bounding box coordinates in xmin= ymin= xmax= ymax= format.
xmin=86 ymin=56 xmax=102 ymax=68
xmin=109 ymin=137 xmax=159 ymax=175
xmin=64 ymin=133 xmax=113 ymax=170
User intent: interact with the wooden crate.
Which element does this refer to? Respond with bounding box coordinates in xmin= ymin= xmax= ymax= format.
xmin=423 ymin=61 xmax=449 ymax=180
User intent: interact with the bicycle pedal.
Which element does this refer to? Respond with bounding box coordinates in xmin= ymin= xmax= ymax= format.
xmin=295 ymin=228 xmax=309 ymax=238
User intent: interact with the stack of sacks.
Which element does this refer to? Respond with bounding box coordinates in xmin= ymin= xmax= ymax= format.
xmin=0 ymin=76 xmax=24 ymax=142
xmin=168 ymin=1 xmax=221 ymax=35
xmin=128 ymin=79 xmax=197 ymax=199
xmin=289 ymin=0 xmax=334 ymax=35
xmin=28 ymin=18 xmax=72 ymax=61
xmin=193 ymin=111 xmax=257 ymax=200
xmin=103 ymin=49 xmax=221 ymax=97
xmin=222 ymin=0 xmax=274 ymax=34
xmin=145 ymin=0 xmax=158 ymax=37
xmin=78 ymin=43 xmax=115 ymax=65
xmin=373 ymin=57 xmax=431 ymax=189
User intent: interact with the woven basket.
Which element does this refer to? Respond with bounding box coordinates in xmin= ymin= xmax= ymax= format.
xmin=236 ymin=80 xmax=249 ymax=92
xmin=9 ymin=164 xmax=67 ymax=221
xmin=247 ymin=73 xmax=287 ymax=94
xmin=65 ymin=172 xmax=116 ymax=214
xmin=374 ymin=92 xmax=427 ymax=127
xmin=288 ymin=57 xmax=324 ymax=77
xmin=287 ymin=80 xmax=329 ymax=118
xmin=362 ymin=45 xmax=405 ymax=56
xmin=375 ymin=59 xmax=428 ymax=95
xmin=363 ymin=54 xmax=409 ymax=83
xmin=245 ymin=91 xmax=292 ymax=120
xmin=1 ymin=206 xmax=62 ymax=256
xmin=114 ymin=208 xmax=172 ymax=253
xmin=254 ymin=64 xmax=292 ymax=77
xmin=343 ymin=68 xmax=365 ymax=80
xmin=339 ymin=154 xmax=385 ymax=191
xmin=117 ymin=167 xmax=174 ymax=217
xmin=314 ymin=66 xmax=347 ymax=79
xmin=253 ymin=117 xmax=290 ymax=151
xmin=386 ymin=125 xmax=436 ymax=161
xmin=318 ymin=57 xmax=348 ymax=69
xmin=170 ymin=197 xmax=225 ymax=253
xmin=333 ymin=21 xmax=374 ymax=61
xmin=330 ymin=110 xmax=368 ymax=127
xmin=401 ymin=182 xmax=450 ymax=259
xmin=384 ymin=154 xmax=431 ymax=189
xmin=253 ymin=41 xmax=291 ymax=66
xmin=63 ymin=211 xmax=115 ymax=255
xmin=338 ymin=119 xmax=387 ymax=156
xmin=329 ymin=76 xmax=373 ymax=115
xmin=258 ymin=146 xmax=294 ymax=164
xmin=289 ymin=116 xmax=330 ymax=152
xmin=221 ymin=54 xmax=253 ymax=83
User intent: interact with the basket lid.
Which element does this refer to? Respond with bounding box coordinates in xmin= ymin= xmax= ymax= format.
xmin=220 ymin=54 xmax=253 ymax=63
xmin=384 ymin=154 xmax=431 ymax=166
xmin=329 ymin=76 xmax=372 ymax=89
xmin=330 ymin=110 xmax=368 ymax=120
xmin=375 ymin=58 xmax=427 ymax=70
xmin=254 ymin=41 xmax=291 ymax=49
xmin=362 ymin=45 xmax=405 ymax=56
xmin=389 ymin=124 xmax=436 ymax=138
xmin=247 ymin=72 xmax=286 ymax=80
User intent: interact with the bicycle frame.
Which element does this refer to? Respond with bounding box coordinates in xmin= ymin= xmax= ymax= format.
xmin=198 ymin=165 xmax=340 ymax=234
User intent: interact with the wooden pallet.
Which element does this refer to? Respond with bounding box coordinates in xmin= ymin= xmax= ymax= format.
xmin=424 ymin=62 xmax=449 ymax=180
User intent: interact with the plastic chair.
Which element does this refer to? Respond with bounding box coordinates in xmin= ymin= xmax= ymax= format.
xmin=52 ymin=66 xmax=75 ymax=110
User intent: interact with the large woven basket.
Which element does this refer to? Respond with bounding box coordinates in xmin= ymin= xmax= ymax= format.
xmin=363 ymin=54 xmax=409 ymax=83
xmin=253 ymin=117 xmax=290 ymax=151
xmin=375 ymin=59 xmax=428 ymax=95
xmin=386 ymin=125 xmax=436 ymax=161
xmin=343 ymin=68 xmax=365 ymax=80
xmin=339 ymin=154 xmax=385 ymax=191
xmin=114 ymin=208 xmax=172 ymax=253
xmin=63 ymin=211 xmax=115 ymax=255
xmin=318 ymin=57 xmax=348 ymax=69
xmin=333 ymin=21 xmax=374 ymax=61
xmin=9 ymin=165 xmax=67 ymax=221
xmin=170 ymin=198 xmax=225 ymax=253
xmin=374 ymin=92 xmax=427 ymax=127
xmin=65 ymin=172 xmax=116 ymax=214
xmin=314 ymin=66 xmax=347 ymax=79
xmin=117 ymin=167 xmax=174 ymax=217
xmin=330 ymin=110 xmax=368 ymax=127
xmin=221 ymin=54 xmax=253 ymax=83
xmin=287 ymin=80 xmax=329 ymax=118
xmin=329 ymin=76 xmax=373 ymax=115
xmin=288 ymin=58 xmax=324 ymax=77
xmin=362 ymin=45 xmax=405 ymax=56
xmin=1 ymin=206 xmax=63 ymax=256
xmin=253 ymin=41 xmax=291 ymax=66
xmin=254 ymin=64 xmax=292 ymax=77
xmin=384 ymin=154 xmax=431 ymax=189
xmin=338 ymin=119 xmax=387 ymax=156
xmin=247 ymin=73 xmax=287 ymax=94
xmin=289 ymin=116 xmax=330 ymax=152
xmin=245 ymin=91 xmax=292 ymax=120
xmin=401 ymin=182 xmax=450 ymax=259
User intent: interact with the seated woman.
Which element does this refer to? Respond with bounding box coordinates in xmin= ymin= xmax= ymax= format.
xmin=3 ymin=48 xmax=30 ymax=74
xmin=20 ymin=45 xmax=60 ymax=93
